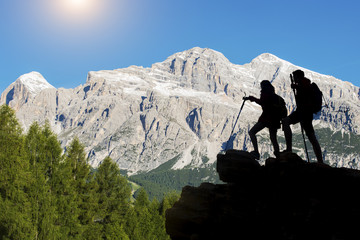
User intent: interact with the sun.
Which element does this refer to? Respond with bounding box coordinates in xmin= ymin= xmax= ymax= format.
xmin=52 ymin=0 xmax=102 ymax=23
xmin=63 ymin=0 xmax=95 ymax=12
xmin=65 ymin=0 xmax=89 ymax=10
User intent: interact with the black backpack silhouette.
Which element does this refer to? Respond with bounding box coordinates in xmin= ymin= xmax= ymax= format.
xmin=311 ymin=82 xmax=323 ymax=113
xmin=273 ymin=95 xmax=288 ymax=119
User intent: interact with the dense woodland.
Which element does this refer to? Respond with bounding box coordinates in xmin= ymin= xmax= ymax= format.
xmin=0 ymin=104 xmax=179 ymax=240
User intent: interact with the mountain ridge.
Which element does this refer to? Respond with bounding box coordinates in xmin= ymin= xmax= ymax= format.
xmin=1 ymin=47 xmax=360 ymax=174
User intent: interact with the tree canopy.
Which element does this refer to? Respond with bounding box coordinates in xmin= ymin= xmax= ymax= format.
xmin=0 ymin=104 xmax=179 ymax=239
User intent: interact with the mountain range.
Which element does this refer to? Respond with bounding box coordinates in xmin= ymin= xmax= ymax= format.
xmin=2 ymin=47 xmax=360 ymax=176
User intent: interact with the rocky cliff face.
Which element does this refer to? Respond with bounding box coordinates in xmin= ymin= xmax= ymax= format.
xmin=1 ymin=47 xmax=360 ymax=173
xmin=165 ymin=151 xmax=360 ymax=240
xmin=0 ymin=72 xmax=55 ymax=111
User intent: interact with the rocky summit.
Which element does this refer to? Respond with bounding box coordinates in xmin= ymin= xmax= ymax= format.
xmin=1 ymin=47 xmax=360 ymax=174
xmin=165 ymin=151 xmax=360 ymax=240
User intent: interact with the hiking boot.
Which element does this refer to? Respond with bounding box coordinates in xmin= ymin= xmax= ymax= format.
xmin=250 ymin=151 xmax=260 ymax=160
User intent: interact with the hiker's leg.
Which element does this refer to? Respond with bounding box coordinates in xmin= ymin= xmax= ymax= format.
xmin=304 ymin=122 xmax=323 ymax=163
xmin=282 ymin=116 xmax=292 ymax=152
xmin=249 ymin=122 xmax=266 ymax=153
xmin=269 ymin=128 xmax=279 ymax=157
xmin=308 ymin=133 xmax=323 ymax=163
xmin=282 ymin=111 xmax=301 ymax=152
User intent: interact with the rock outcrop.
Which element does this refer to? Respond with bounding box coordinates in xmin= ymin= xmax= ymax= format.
xmin=166 ymin=151 xmax=360 ymax=239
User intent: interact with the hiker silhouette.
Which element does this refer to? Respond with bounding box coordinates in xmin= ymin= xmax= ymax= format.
xmin=282 ymin=69 xmax=324 ymax=163
xmin=244 ymin=80 xmax=287 ymax=159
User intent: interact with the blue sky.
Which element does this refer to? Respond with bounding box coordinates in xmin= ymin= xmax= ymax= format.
xmin=1 ymin=0 xmax=359 ymax=94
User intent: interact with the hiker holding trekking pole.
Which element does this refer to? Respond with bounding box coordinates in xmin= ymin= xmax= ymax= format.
xmin=244 ymin=80 xmax=287 ymax=159
xmin=282 ymin=70 xmax=324 ymax=163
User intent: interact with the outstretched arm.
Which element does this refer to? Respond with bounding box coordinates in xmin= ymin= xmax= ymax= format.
xmin=244 ymin=96 xmax=261 ymax=105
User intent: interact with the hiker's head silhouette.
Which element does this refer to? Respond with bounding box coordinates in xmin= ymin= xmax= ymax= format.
xmin=292 ymin=70 xmax=305 ymax=83
xmin=260 ymin=80 xmax=275 ymax=94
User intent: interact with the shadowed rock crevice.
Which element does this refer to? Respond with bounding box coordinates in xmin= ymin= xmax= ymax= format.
xmin=166 ymin=150 xmax=360 ymax=240
xmin=6 ymin=87 xmax=14 ymax=105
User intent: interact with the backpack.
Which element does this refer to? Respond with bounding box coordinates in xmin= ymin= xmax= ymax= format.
xmin=273 ymin=95 xmax=287 ymax=119
xmin=311 ymin=82 xmax=323 ymax=113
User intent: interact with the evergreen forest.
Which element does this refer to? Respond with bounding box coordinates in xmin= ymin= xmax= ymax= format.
xmin=0 ymin=104 xmax=179 ymax=240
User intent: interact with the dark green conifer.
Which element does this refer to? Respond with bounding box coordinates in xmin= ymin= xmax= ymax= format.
xmin=0 ymin=105 xmax=178 ymax=239
xmin=95 ymin=156 xmax=131 ymax=239
xmin=24 ymin=121 xmax=61 ymax=239
xmin=0 ymin=105 xmax=33 ymax=239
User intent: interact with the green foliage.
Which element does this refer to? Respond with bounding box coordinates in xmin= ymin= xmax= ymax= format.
xmin=160 ymin=191 xmax=180 ymax=217
xmin=55 ymin=136 xmax=92 ymax=238
xmin=125 ymin=188 xmax=175 ymax=240
xmin=129 ymin=160 xmax=220 ymax=200
xmin=0 ymin=105 xmax=33 ymax=239
xmin=24 ymin=121 xmax=62 ymax=239
xmin=0 ymin=105 xmax=177 ymax=239
xmin=95 ymin=156 xmax=131 ymax=238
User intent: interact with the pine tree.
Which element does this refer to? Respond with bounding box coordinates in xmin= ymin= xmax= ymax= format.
xmin=126 ymin=188 xmax=164 ymax=240
xmin=95 ymin=156 xmax=131 ymax=239
xmin=0 ymin=105 xmax=33 ymax=239
xmin=134 ymin=188 xmax=150 ymax=209
xmin=125 ymin=189 xmax=179 ymax=240
xmin=24 ymin=121 xmax=62 ymax=239
xmin=160 ymin=191 xmax=180 ymax=217
xmin=158 ymin=191 xmax=180 ymax=239
xmin=58 ymin=137 xmax=94 ymax=238
xmin=54 ymin=139 xmax=81 ymax=239
xmin=80 ymin=168 xmax=102 ymax=240
xmin=148 ymin=198 xmax=168 ymax=239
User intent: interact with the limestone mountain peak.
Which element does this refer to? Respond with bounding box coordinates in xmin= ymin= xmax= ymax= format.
xmin=16 ymin=71 xmax=54 ymax=95
xmin=0 ymin=71 xmax=54 ymax=111
xmin=1 ymin=48 xmax=360 ymax=174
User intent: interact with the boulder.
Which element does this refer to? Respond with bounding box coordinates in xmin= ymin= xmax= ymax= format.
xmin=166 ymin=152 xmax=360 ymax=240
xmin=216 ymin=150 xmax=260 ymax=183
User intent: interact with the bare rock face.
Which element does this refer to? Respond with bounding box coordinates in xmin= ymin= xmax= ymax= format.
xmin=166 ymin=152 xmax=360 ymax=240
xmin=1 ymin=47 xmax=360 ymax=173
xmin=0 ymin=72 xmax=55 ymax=111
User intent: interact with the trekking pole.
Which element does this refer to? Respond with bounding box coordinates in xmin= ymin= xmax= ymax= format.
xmin=322 ymin=95 xmax=330 ymax=109
xmin=224 ymin=95 xmax=247 ymax=151
xmin=290 ymin=74 xmax=310 ymax=163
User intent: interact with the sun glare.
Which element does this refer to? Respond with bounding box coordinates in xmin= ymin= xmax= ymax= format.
xmin=66 ymin=0 xmax=90 ymax=9
xmin=53 ymin=0 xmax=103 ymax=23
xmin=64 ymin=0 xmax=95 ymax=12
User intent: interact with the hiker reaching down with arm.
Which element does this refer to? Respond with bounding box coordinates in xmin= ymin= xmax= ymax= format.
xmin=244 ymin=80 xmax=287 ymax=160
